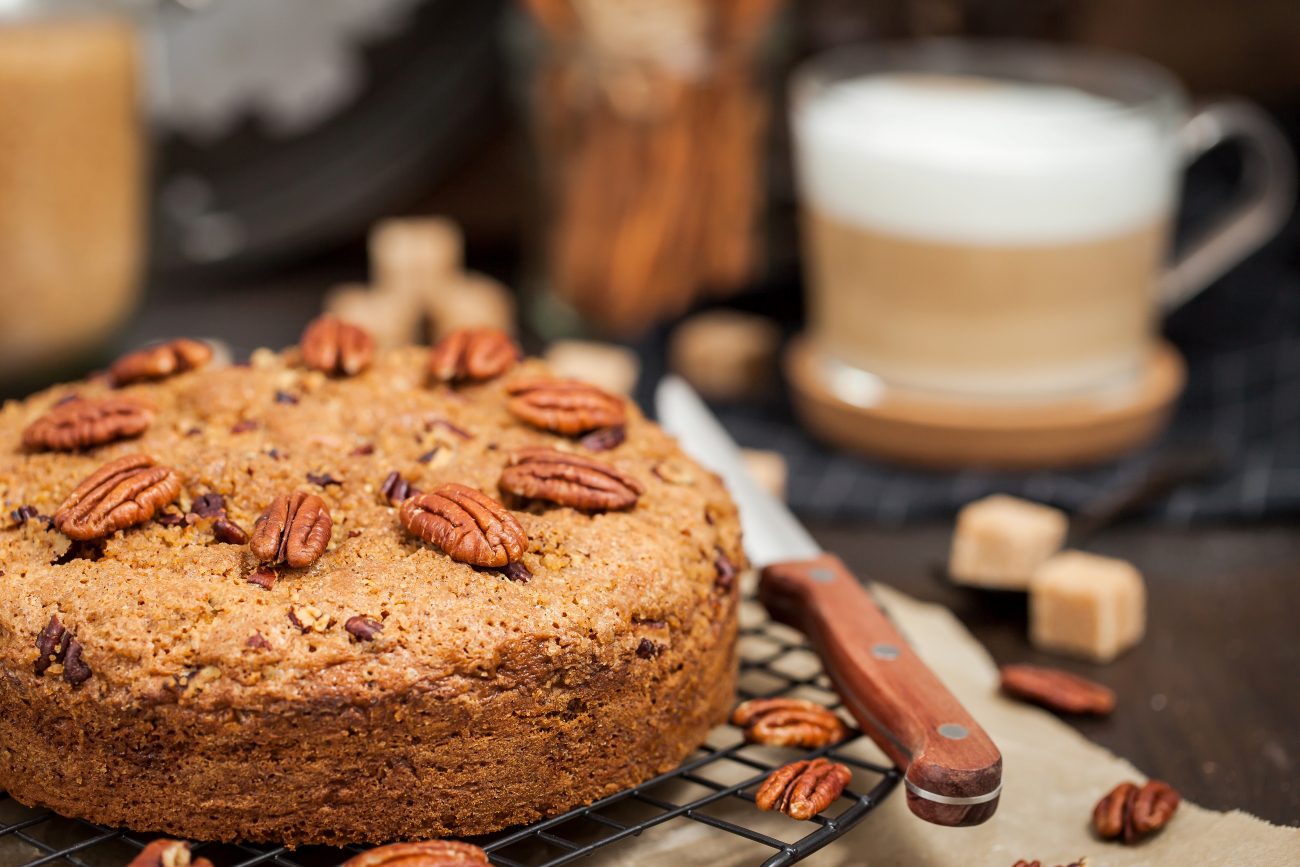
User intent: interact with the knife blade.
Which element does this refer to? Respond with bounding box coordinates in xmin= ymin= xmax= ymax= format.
xmin=654 ymin=375 xmax=1003 ymax=827
xmin=655 ymin=376 xmax=819 ymax=567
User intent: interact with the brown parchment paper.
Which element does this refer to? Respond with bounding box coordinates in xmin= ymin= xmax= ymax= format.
xmin=589 ymin=584 xmax=1299 ymax=866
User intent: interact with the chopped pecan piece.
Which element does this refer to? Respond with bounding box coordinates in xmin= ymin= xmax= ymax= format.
xmin=732 ymin=698 xmax=848 ymax=749
xmin=341 ymin=840 xmax=488 ymax=867
xmin=34 ymin=615 xmax=67 ymax=675
xmin=109 ymin=339 xmax=213 ymax=387
xmin=53 ymin=454 xmax=182 ymax=541
xmin=754 ymin=758 xmax=852 ymax=821
xmin=300 ymin=315 xmax=374 ymax=376
xmin=428 ymin=327 xmax=520 ymax=384
xmin=505 ymin=377 xmax=626 ymax=435
xmin=246 ymin=632 xmax=271 ymax=650
xmin=126 ymin=839 xmax=214 ymax=867
xmin=247 ymin=566 xmax=278 ymax=590
xmin=379 ymin=471 xmax=420 ymax=505
xmin=345 ymin=615 xmax=383 ymax=641
xmin=250 ymin=491 xmax=332 ymax=568
xmin=274 ymin=390 xmax=299 ymax=405
xmin=212 ymin=517 xmax=249 ymax=545
xmin=399 ymin=483 xmax=526 ymax=567
xmin=10 ymin=505 xmax=48 ymax=527
xmin=501 ymin=561 xmax=532 ymax=583
xmin=189 ymin=493 xmax=226 ymax=518
xmin=288 ymin=605 xmax=333 ymax=633
xmin=230 ymin=419 xmax=259 ymax=434
xmin=22 ymin=396 xmax=155 ymax=451
xmin=499 ymin=448 xmax=642 ymax=511
xmin=714 ymin=551 xmax=738 ymax=593
xmin=1000 ymin=664 xmax=1116 ymax=716
xmin=579 ymin=424 xmax=626 ymax=452
xmin=156 ymin=510 xmax=186 ymax=528
xmin=1093 ymin=780 xmax=1179 ymax=844
xmin=636 ymin=638 xmax=663 ymax=659
xmin=306 ymin=471 xmax=342 ymax=487
xmin=426 ymin=417 xmax=473 ymax=440
xmin=34 ymin=615 xmax=92 ymax=686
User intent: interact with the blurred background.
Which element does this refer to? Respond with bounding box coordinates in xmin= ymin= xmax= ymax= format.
xmin=2 ymin=0 xmax=1298 ymax=525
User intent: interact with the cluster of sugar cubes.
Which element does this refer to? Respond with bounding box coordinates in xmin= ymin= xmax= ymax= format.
xmin=949 ymin=494 xmax=1146 ymax=663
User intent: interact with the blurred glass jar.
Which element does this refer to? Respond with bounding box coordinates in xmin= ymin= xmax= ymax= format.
xmin=514 ymin=0 xmax=782 ymax=339
xmin=0 ymin=0 xmax=144 ymax=386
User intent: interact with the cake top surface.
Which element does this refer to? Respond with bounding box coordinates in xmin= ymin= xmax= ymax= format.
xmin=0 ymin=335 xmax=742 ymax=708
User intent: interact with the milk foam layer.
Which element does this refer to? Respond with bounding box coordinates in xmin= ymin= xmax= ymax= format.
xmin=794 ymin=74 xmax=1177 ymax=244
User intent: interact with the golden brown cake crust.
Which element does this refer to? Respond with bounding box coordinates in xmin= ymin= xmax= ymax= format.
xmin=0 ymin=347 xmax=743 ymax=844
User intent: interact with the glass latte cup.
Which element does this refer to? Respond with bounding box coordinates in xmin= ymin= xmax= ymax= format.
xmin=791 ymin=40 xmax=1294 ymax=402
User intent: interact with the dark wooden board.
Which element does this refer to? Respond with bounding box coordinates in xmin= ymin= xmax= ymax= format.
xmin=813 ymin=523 xmax=1300 ymax=827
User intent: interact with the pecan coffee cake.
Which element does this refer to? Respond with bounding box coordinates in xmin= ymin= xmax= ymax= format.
xmin=0 ymin=321 xmax=742 ymax=844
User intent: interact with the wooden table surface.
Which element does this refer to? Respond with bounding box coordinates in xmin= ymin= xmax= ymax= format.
xmin=816 ymin=523 xmax=1300 ymax=827
xmin=49 ymin=272 xmax=1300 ymax=830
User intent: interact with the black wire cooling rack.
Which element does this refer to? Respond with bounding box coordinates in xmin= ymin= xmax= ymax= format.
xmin=1 ymin=597 xmax=900 ymax=867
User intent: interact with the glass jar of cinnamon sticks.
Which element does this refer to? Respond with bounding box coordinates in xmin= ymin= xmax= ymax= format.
xmin=520 ymin=0 xmax=780 ymax=337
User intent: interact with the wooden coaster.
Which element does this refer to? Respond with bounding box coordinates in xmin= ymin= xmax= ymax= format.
xmin=785 ymin=336 xmax=1185 ymax=470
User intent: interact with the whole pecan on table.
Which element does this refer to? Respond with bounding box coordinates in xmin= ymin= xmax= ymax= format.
xmin=126 ymin=839 xmax=214 ymax=867
xmin=400 ymin=483 xmax=526 ymax=567
xmin=427 ymin=327 xmax=520 ymax=384
xmin=499 ymin=448 xmax=643 ymax=511
xmin=341 ymin=840 xmax=488 ymax=867
xmin=505 ymin=377 xmax=626 ymax=435
xmin=22 ymin=395 xmax=155 ymax=451
xmin=754 ymin=757 xmax=853 ymax=821
xmin=250 ymin=491 xmax=333 ymax=568
xmin=34 ymin=614 xmax=92 ymax=686
xmin=53 ymin=454 xmax=182 ymax=541
xmin=999 ymin=664 xmax=1116 ymax=716
xmin=1093 ymin=779 xmax=1180 ymax=844
xmin=300 ymin=314 xmax=374 ymax=376
xmin=109 ymin=338 xmax=213 ymax=387
xmin=731 ymin=697 xmax=848 ymax=749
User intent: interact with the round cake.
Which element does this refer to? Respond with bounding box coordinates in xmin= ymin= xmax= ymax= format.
xmin=0 ymin=322 xmax=742 ymax=845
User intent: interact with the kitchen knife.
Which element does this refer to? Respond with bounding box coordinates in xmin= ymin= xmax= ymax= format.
xmin=655 ymin=376 xmax=1002 ymax=827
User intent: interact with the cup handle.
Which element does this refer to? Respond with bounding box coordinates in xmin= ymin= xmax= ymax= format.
xmin=1161 ymin=100 xmax=1295 ymax=311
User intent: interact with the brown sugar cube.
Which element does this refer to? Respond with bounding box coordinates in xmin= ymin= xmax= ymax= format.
xmin=369 ymin=217 xmax=463 ymax=303
xmin=324 ymin=283 xmax=422 ymax=349
xmin=668 ymin=311 xmax=780 ymax=401
xmin=948 ymin=494 xmax=1068 ymax=590
xmin=741 ymin=448 xmax=787 ymax=500
xmin=544 ymin=340 xmax=640 ymax=396
xmin=426 ymin=271 xmax=516 ymax=338
xmin=1030 ymin=550 xmax=1146 ymax=663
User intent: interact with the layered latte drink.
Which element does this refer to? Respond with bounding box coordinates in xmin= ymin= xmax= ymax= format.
xmin=792 ymin=71 xmax=1179 ymax=398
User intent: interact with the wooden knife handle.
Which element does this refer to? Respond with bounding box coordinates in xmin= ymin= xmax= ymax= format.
xmin=759 ymin=553 xmax=1002 ymax=827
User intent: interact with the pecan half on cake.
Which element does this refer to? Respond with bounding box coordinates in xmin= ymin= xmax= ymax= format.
xmin=0 ymin=338 xmax=743 ymax=845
